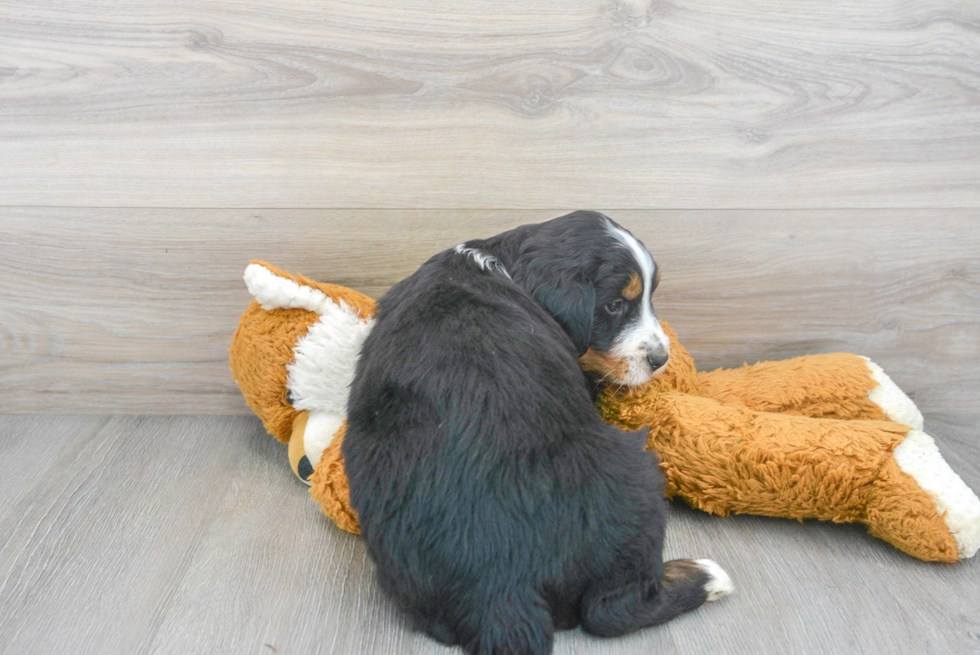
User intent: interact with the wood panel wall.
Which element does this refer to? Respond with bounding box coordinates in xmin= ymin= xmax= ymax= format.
xmin=1 ymin=0 xmax=978 ymax=414
xmin=3 ymin=0 xmax=980 ymax=208
xmin=2 ymin=209 xmax=977 ymax=414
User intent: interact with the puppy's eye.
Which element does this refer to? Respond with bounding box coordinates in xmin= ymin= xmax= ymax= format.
xmin=604 ymin=299 xmax=626 ymax=315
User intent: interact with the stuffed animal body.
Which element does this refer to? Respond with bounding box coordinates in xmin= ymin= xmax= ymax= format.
xmin=229 ymin=262 xmax=373 ymax=533
xmin=231 ymin=261 xmax=980 ymax=562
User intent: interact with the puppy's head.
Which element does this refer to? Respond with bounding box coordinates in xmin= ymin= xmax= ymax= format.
xmin=515 ymin=212 xmax=670 ymax=386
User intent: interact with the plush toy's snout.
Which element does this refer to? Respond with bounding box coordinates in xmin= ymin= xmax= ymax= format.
xmin=288 ymin=411 xmax=314 ymax=482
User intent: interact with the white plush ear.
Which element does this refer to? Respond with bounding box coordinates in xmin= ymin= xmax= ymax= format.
xmin=244 ymin=262 xmax=337 ymax=315
xmin=242 ymin=262 xmax=375 ymax=418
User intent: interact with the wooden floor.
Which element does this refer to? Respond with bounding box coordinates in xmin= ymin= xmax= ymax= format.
xmin=2 ymin=0 xmax=980 ymax=653
xmin=0 ymin=413 xmax=977 ymax=655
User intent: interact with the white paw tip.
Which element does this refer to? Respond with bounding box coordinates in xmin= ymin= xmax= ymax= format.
xmin=894 ymin=430 xmax=980 ymax=560
xmin=861 ymin=357 xmax=924 ymax=431
xmin=695 ymin=559 xmax=734 ymax=601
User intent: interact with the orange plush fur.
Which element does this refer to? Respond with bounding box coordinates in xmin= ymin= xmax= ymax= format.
xmin=231 ymin=263 xmax=976 ymax=563
xmin=598 ymin=327 xmax=959 ymax=562
xmin=230 ymin=261 xmax=374 ymax=443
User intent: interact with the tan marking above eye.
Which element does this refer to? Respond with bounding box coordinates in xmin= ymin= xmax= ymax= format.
xmin=622 ymin=271 xmax=642 ymax=300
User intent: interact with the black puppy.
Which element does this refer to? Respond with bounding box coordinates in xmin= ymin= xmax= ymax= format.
xmin=343 ymin=211 xmax=732 ymax=655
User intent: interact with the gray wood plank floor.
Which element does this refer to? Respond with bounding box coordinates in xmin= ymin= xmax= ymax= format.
xmin=1 ymin=414 xmax=978 ymax=655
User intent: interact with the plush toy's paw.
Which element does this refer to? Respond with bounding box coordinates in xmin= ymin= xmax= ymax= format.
xmin=893 ymin=430 xmax=980 ymax=559
xmin=861 ymin=357 xmax=924 ymax=430
xmin=288 ymin=410 xmax=345 ymax=485
xmin=693 ymin=559 xmax=734 ymax=601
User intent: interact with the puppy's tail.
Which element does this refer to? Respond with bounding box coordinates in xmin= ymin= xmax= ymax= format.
xmin=580 ymin=559 xmax=733 ymax=638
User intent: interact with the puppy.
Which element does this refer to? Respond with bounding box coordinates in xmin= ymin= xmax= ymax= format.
xmin=343 ymin=211 xmax=732 ymax=655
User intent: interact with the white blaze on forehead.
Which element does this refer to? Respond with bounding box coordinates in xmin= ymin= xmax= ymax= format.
xmin=604 ymin=220 xmax=670 ymax=358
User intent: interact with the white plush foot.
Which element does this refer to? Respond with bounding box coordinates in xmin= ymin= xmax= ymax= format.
xmin=694 ymin=559 xmax=734 ymax=601
xmin=893 ymin=429 xmax=980 ymax=559
xmin=861 ymin=357 xmax=924 ymax=430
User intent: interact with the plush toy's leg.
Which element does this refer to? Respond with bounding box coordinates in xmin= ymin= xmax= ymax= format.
xmin=695 ymin=353 xmax=924 ymax=429
xmin=885 ymin=429 xmax=980 ymax=559
xmin=600 ymin=389 xmax=978 ymax=562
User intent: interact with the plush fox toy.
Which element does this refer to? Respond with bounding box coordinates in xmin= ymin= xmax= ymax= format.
xmin=230 ymin=261 xmax=980 ymax=562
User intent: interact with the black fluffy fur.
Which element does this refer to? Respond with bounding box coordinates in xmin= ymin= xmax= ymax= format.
xmin=344 ymin=211 xmax=716 ymax=655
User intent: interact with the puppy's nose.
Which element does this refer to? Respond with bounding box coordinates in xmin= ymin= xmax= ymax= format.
xmin=646 ymin=350 xmax=669 ymax=371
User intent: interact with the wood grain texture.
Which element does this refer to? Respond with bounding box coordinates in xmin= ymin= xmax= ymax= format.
xmin=2 ymin=208 xmax=978 ymax=415
xmin=2 ymin=0 xmax=980 ymax=208
xmin=0 ymin=413 xmax=977 ymax=654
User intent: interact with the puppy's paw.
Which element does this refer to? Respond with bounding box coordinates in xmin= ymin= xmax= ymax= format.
xmin=694 ymin=559 xmax=734 ymax=601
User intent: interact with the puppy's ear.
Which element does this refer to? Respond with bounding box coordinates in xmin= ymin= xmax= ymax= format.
xmin=534 ymin=282 xmax=595 ymax=357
